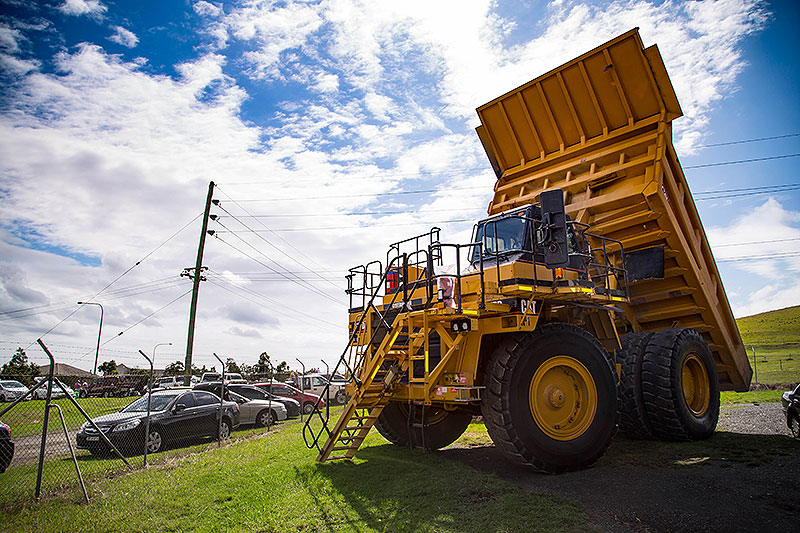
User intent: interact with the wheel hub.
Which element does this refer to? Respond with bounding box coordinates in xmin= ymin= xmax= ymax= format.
xmin=681 ymin=353 xmax=710 ymax=417
xmin=529 ymin=355 xmax=597 ymax=441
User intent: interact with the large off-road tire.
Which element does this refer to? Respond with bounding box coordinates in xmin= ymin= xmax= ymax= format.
xmin=374 ymin=402 xmax=472 ymax=450
xmin=641 ymin=328 xmax=720 ymax=441
xmin=481 ymin=323 xmax=618 ymax=473
xmin=617 ymin=332 xmax=655 ymax=439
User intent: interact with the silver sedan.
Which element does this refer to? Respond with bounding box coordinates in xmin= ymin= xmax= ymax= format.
xmin=228 ymin=391 xmax=287 ymax=427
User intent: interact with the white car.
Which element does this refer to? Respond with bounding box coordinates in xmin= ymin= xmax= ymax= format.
xmin=291 ymin=373 xmax=347 ymax=404
xmin=0 ymin=380 xmax=30 ymax=402
xmin=31 ymin=377 xmax=76 ymax=399
xmin=228 ymin=391 xmax=287 ymax=427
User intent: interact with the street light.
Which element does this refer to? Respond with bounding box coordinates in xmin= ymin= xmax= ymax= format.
xmin=152 ymin=342 xmax=172 ymax=363
xmin=77 ymin=301 xmax=104 ymax=376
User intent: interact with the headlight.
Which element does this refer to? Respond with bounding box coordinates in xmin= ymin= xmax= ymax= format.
xmin=113 ymin=419 xmax=141 ymax=432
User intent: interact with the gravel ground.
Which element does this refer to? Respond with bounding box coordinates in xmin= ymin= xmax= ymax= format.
xmin=446 ymin=402 xmax=800 ymax=533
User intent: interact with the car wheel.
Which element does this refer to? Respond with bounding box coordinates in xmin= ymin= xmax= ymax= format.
xmin=78 ymin=390 xmax=86 ymax=398
xmin=146 ymin=429 xmax=163 ymax=453
xmin=335 ymin=389 xmax=347 ymax=405
xmin=790 ymin=413 xmax=800 ymax=439
xmin=218 ymin=419 xmax=231 ymax=440
xmin=0 ymin=394 xmax=6 ymax=402
xmin=256 ymin=409 xmax=274 ymax=428
xmin=102 ymin=392 xmax=109 ymax=398
xmin=303 ymin=402 xmax=316 ymax=415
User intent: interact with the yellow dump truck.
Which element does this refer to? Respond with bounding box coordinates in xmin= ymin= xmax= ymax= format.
xmin=303 ymin=29 xmax=752 ymax=473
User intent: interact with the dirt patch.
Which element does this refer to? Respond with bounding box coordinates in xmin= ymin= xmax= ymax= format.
xmin=443 ymin=404 xmax=800 ymax=532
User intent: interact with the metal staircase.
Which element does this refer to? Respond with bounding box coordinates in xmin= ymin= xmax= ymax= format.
xmin=302 ymin=230 xmax=440 ymax=462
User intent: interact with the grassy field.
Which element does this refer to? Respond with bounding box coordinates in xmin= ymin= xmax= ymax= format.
xmin=0 ymin=418 xmax=588 ymax=533
xmin=0 ymin=397 xmax=132 ymax=438
xmin=736 ymin=305 xmax=800 ymax=385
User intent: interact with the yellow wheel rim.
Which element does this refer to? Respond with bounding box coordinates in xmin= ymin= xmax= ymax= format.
xmin=529 ymin=356 xmax=597 ymax=441
xmin=682 ymin=353 xmax=710 ymax=417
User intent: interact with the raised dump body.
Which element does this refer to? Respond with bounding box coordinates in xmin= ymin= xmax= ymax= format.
xmin=475 ymin=28 xmax=751 ymax=391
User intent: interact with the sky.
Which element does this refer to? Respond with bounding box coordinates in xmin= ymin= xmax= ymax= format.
xmin=0 ymin=0 xmax=798 ymax=374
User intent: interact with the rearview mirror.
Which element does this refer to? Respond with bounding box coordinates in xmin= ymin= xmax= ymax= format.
xmin=539 ymin=189 xmax=569 ymax=269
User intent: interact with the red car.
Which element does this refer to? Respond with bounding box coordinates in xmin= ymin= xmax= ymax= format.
xmin=254 ymin=382 xmax=324 ymax=415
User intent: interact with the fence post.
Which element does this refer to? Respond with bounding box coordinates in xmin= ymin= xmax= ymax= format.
xmin=138 ymin=350 xmax=154 ymax=467
xmin=214 ymin=353 xmax=226 ymax=447
xmin=296 ymin=358 xmax=306 ymax=423
xmin=751 ymin=347 xmax=758 ymax=384
xmin=34 ymin=339 xmax=57 ymax=500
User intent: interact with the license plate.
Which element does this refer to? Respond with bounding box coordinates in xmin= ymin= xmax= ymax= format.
xmin=87 ymin=436 xmax=99 ymax=442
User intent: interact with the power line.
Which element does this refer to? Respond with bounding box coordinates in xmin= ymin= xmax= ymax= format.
xmin=696 ymin=132 xmax=800 ymax=148
xmin=213 ymin=218 xmax=473 ymax=233
xmin=713 ymin=237 xmax=800 ymax=248
xmin=101 ymin=289 xmax=193 ymax=346
xmin=717 ymin=251 xmax=800 ymax=262
xmin=213 ymin=185 xmax=343 ymax=291
xmin=211 ymin=218 xmax=344 ymax=304
xmin=28 ymin=212 xmax=203 ymax=347
xmin=223 ymin=186 xmax=487 ymax=203
xmin=210 ymin=233 xmax=345 ymax=305
xmin=207 ymin=275 xmax=341 ymax=330
xmin=685 ymin=153 xmax=800 ymax=169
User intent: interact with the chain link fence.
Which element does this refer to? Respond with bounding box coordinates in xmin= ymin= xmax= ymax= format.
xmin=0 ymin=365 xmax=286 ymax=509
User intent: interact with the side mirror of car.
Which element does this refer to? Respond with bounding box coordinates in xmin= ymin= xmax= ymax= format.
xmin=174 ymin=403 xmax=187 ymax=412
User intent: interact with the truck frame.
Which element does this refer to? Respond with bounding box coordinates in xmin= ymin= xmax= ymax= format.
xmin=302 ymin=29 xmax=752 ymax=472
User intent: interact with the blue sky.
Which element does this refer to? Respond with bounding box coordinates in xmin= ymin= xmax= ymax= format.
xmin=0 ymin=0 xmax=798 ymax=372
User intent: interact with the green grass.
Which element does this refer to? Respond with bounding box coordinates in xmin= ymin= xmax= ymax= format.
xmin=720 ymin=390 xmax=784 ymax=404
xmin=0 ymin=418 xmax=589 ymax=532
xmin=0 ymin=397 xmax=132 ymax=438
xmin=736 ymin=305 xmax=800 ymax=384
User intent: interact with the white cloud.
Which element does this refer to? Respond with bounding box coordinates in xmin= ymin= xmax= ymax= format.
xmin=0 ymin=0 xmax=780 ymax=371
xmin=708 ymin=199 xmax=800 ymax=317
xmin=108 ymin=26 xmax=138 ymax=48
xmin=193 ymin=1 xmax=222 ymax=17
xmin=58 ymin=0 xmax=107 ymax=17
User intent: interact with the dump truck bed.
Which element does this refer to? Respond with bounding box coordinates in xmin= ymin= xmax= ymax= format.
xmin=475 ymin=29 xmax=751 ymax=391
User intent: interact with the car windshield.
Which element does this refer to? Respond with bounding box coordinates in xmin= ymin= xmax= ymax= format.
xmin=123 ymin=393 xmax=179 ymax=412
xmin=1 ymin=381 xmax=25 ymax=388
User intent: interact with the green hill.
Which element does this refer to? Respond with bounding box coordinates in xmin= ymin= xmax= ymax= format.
xmin=735 ymin=305 xmax=800 ymax=384
xmin=736 ymin=304 xmax=800 ymax=347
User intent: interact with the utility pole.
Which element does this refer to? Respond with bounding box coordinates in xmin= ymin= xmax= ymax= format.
xmin=182 ymin=180 xmax=215 ymax=385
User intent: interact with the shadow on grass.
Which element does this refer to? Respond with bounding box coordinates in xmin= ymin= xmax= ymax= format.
xmin=304 ymin=443 xmax=586 ymax=533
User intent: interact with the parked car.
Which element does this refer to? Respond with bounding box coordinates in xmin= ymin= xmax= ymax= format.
xmin=154 ymin=376 xmax=185 ymax=390
xmin=228 ymin=391 xmax=287 ymax=427
xmin=255 ymin=382 xmax=325 ymax=414
xmin=79 ymin=375 xmax=146 ymax=398
xmin=226 ymin=373 xmax=247 ymax=384
xmin=30 ymin=377 xmax=76 ymax=399
xmin=287 ymin=373 xmax=348 ymax=404
xmin=194 ymin=382 xmax=301 ymax=418
xmin=0 ymin=420 xmax=13 ymax=473
xmin=0 ymin=380 xmax=30 ymax=402
xmin=200 ymin=372 xmax=220 ymax=383
xmin=782 ymin=383 xmax=800 ymax=438
xmin=76 ymin=388 xmax=240 ymax=456
xmin=230 ymin=384 xmax=300 ymax=418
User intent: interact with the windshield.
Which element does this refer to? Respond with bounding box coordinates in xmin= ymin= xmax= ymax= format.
xmin=123 ymin=393 xmax=178 ymax=412
xmin=1 ymin=381 xmax=25 ymax=388
xmin=472 ymin=215 xmax=526 ymax=261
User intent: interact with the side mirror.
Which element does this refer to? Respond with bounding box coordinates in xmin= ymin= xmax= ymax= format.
xmin=174 ymin=403 xmax=187 ymax=413
xmin=539 ymin=189 xmax=569 ymax=269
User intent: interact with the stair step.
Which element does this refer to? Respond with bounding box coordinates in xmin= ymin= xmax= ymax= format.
xmin=325 ymin=455 xmax=352 ymax=461
xmin=332 ymin=445 xmax=360 ymax=452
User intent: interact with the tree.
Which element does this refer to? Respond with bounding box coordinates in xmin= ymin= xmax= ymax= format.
xmin=98 ymin=359 xmax=118 ymax=375
xmin=163 ymin=361 xmax=184 ymax=376
xmin=1 ymin=347 xmax=41 ymax=385
xmin=276 ymin=361 xmax=289 ymax=373
xmin=226 ymin=358 xmax=241 ymax=374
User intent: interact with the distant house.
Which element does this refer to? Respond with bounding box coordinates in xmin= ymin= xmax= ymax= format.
xmin=38 ymin=363 xmax=93 ymax=378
